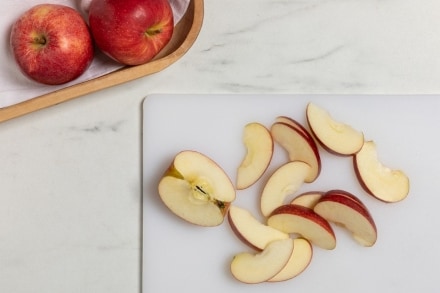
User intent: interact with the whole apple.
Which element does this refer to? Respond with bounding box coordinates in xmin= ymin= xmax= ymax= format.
xmin=10 ymin=4 xmax=94 ymax=85
xmin=88 ymin=0 xmax=174 ymax=66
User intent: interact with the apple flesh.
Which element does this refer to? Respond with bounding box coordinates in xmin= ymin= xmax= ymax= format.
xmin=228 ymin=205 xmax=289 ymax=250
xmin=158 ymin=150 xmax=236 ymax=227
xmin=89 ymin=0 xmax=174 ymax=65
xmin=268 ymin=238 xmax=313 ymax=282
xmin=10 ymin=4 xmax=94 ymax=85
xmin=236 ymin=122 xmax=273 ymax=190
xmin=260 ymin=161 xmax=311 ymax=217
xmin=230 ymin=238 xmax=294 ymax=284
xmin=228 ymin=205 xmax=289 ymax=251
xmin=268 ymin=204 xmax=336 ymax=250
xmin=306 ymin=103 xmax=364 ymax=156
xmin=271 ymin=122 xmax=321 ymax=183
xmin=314 ymin=190 xmax=377 ymax=246
xmin=354 ymin=140 xmax=410 ymax=203
xmin=290 ymin=191 xmax=324 ymax=209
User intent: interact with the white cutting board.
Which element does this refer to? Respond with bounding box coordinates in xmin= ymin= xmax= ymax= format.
xmin=142 ymin=94 xmax=440 ymax=292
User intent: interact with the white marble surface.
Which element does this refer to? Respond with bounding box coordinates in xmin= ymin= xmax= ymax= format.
xmin=1 ymin=0 xmax=440 ymax=292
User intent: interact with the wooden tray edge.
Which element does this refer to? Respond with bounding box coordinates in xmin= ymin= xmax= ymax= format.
xmin=0 ymin=0 xmax=204 ymax=123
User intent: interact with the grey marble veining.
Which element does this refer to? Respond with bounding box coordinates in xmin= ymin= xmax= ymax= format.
xmin=1 ymin=0 xmax=440 ymax=292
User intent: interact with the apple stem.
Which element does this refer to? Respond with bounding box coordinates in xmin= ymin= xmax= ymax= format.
xmin=33 ymin=35 xmax=47 ymax=46
xmin=146 ymin=26 xmax=162 ymax=37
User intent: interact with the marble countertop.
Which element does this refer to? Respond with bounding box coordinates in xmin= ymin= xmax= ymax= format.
xmin=1 ymin=0 xmax=440 ymax=291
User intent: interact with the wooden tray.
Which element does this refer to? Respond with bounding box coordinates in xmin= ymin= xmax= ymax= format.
xmin=0 ymin=0 xmax=204 ymax=123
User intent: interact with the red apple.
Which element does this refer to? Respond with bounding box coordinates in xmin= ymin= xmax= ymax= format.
xmin=88 ymin=0 xmax=174 ymax=65
xmin=9 ymin=4 xmax=94 ymax=85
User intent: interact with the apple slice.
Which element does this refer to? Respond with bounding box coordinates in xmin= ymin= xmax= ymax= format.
xmin=354 ymin=140 xmax=410 ymax=203
xmin=268 ymin=238 xmax=313 ymax=282
xmin=260 ymin=161 xmax=311 ymax=217
xmin=314 ymin=190 xmax=377 ymax=246
xmin=290 ymin=191 xmax=324 ymax=209
xmin=306 ymin=102 xmax=364 ymax=156
xmin=228 ymin=205 xmax=289 ymax=251
xmin=275 ymin=116 xmax=314 ymax=141
xmin=267 ymin=204 xmax=336 ymax=250
xmin=271 ymin=122 xmax=321 ymax=183
xmin=158 ymin=150 xmax=236 ymax=227
xmin=325 ymin=189 xmax=369 ymax=210
xmin=230 ymin=238 xmax=294 ymax=284
xmin=236 ymin=122 xmax=274 ymax=190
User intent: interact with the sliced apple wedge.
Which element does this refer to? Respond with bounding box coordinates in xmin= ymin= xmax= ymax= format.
xmin=326 ymin=189 xmax=368 ymax=210
xmin=260 ymin=161 xmax=311 ymax=217
xmin=267 ymin=204 xmax=336 ymax=250
xmin=236 ymin=122 xmax=274 ymax=190
xmin=230 ymin=238 xmax=294 ymax=284
xmin=354 ymin=140 xmax=410 ymax=203
xmin=314 ymin=190 xmax=377 ymax=247
xmin=228 ymin=205 xmax=289 ymax=251
xmin=290 ymin=191 xmax=324 ymax=209
xmin=306 ymin=102 xmax=364 ymax=156
xmin=275 ymin=116 xmax=314 ymax=141
xmin=158 ymin=150 xmax=236 ymax=227
xmin=268 ymin=238 xmax=313 ymax=282
xmin=271 ymin=122 xmax=321 ymax=183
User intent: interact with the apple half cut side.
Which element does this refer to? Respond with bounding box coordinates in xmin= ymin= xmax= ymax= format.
xmin=306 ymin=102 xmax=364 ymax=156
xmin=158 ymin=150 xmax=236 ymax=227
xmin=260 ymin=161 xmax=311 ymax=217
xmin=236 ymin=122 xmax=274 ymax=190
xmin=314 ymin=190 xmax=377 ymax=247
xmin=267 ymin=204 xmax=336 ymax=250
xmin=354 ymin=140 xmax=410 ymax=203
xmin=230 ymin=238 xmax=294 ymax=284
xmin=270 ymin=122 xmax=321 ymax=183
xmin=228 ymin=205 xmax=289 ymax=251
xmin=268 ymin=238 xmax=313 ymax=282
xmin=290 ymin=191 xmax=324 ymax=209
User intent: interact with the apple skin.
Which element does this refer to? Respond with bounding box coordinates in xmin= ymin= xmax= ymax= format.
xmin=10 ymin=4 xmax=94 ymax=85
xmin=89 ymin=0 xmax=174 ymax=65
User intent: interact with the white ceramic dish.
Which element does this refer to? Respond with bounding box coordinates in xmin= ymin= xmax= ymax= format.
xmin=142 ymin=94 xmax=440 ymax=292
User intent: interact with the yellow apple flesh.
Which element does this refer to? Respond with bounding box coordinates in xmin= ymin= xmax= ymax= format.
xmin=306 ymin=102 xmax=364 ymax=156
xmin=236 ymin=122 xmax=273 ymax=190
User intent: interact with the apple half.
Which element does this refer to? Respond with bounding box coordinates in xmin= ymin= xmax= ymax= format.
xmin=158 ymin=150 xmax=236 ymax=227
xmin=354 ymin=140 xmax=410 ymax=203
xmin=306 ymin=102 xmax=364 ymax=156
xmin=236 ymin=122 xmax=274 ymax=190
xmin=314 ymin=189 xmax=377 ymax=247
xmin=271 ymin=122 xmax=321 ymax=183
xmin=268 ymin=238 xmax=313 ymax=282
xmin=230 ymin=238 xmax=294 ymax=284
xmin=228 ymin=205 xmax=289 ymax=251
xmin=260 ymin=161 xmax=311 ymax=217
xmin=267 ymin=204 xmax=336 ymax=250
